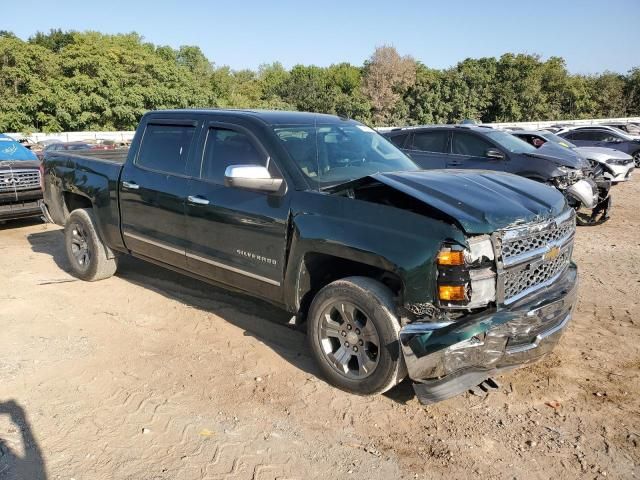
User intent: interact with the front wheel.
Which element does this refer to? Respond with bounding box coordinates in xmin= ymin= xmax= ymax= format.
xmin=307 ymin=277 xmax=406 ymax=396
xmin=634 ymin=151 xmax=640 ymax=168
xmin=64 ymin=208 xmax=118 ymax=281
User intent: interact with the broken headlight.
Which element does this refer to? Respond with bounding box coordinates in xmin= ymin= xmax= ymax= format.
xmin=551 ymin=167 xmax=583 ymax=189
xmin=436 ymin=236 xmax=496 ymax=310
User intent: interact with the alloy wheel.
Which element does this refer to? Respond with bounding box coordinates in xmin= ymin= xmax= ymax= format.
xmin=69 ymin=222 xmax=91 ymax=270
xmin=317 ymin=301 xmax=380 ymax=380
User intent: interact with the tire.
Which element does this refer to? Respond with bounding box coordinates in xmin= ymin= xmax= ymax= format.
xmin=307 ymin=276 xmax=406 ymax=396
xmin=64 ymin=208 xmax=117 ymax=281
xmin=633 ymin=151 xmax=640 ymax=168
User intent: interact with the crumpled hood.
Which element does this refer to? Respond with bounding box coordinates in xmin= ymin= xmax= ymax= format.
xmin=574 ymin=146 xmax=633 ymax=161
xmin=371 ymin=170 xmax=567 ymax=234
xmin=530 ymin=143 xmax=587 ymax=168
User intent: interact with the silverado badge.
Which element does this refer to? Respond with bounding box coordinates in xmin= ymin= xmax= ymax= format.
xmin=543 ymin=246 xmax=561 ymax=262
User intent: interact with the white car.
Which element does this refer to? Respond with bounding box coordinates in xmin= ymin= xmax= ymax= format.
xmin=573 ymin=146 xmax=634 ymax=183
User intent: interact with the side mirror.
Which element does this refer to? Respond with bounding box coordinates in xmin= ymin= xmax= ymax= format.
xmin=485 ymin=148 xmax=505 ymax=160
xmin=224 ymin=165 xmax=283 ymax=193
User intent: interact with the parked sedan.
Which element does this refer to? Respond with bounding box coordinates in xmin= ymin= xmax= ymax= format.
xmin=383 ymin=125 xmax=611 ymax=225
xmin=602 ymin=122 xmax=640 ymax=136
xmin=558 ymin=126 xmax=640 ymax=167
xmin=511 ymin=130 xmax=634 ymax=183
xmin=37 ymin=142 xmax=93 ymax=160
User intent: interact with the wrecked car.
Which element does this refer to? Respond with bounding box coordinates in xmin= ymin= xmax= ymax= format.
xmin=42 ymin=110 xmax=578 ymax=404
xmin=383 ymin=125 xmax=611 ymax=226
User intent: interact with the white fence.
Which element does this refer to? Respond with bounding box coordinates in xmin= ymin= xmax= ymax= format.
xmin=6 ymin=117 xmax=640 ymax=141
xmin=377 ymin=117 xmax=640 ymax=132
xmin=484 ymin=116 xmax=640 ymax=130
xmin=5 ymin=131 xmax=136 ymax=143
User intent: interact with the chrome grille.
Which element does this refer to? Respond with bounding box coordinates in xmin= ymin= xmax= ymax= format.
xmin=503 ymin=247 xmax=572 ymax=303
xmin=0 ymin=169 xmax=41 ymax=192
xmin=496 ymin=210 xmax=575 ymax=305
xmin=501 ymin=220 xmax=574 ymax=262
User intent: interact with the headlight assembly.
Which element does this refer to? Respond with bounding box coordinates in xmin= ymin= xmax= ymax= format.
xmin=436 ymin=236 xmax=496 ymax=310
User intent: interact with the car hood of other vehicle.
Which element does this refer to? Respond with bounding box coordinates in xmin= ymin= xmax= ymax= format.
xmin=574 ymin=146 xmax=633 ymax=161
xmin=370 ymin=170 xmax=567 ymax=234
xmin=528 ymin=142 xmax=587 ymax=169
xmin=0 ymin=134 xmax=38 ymax=162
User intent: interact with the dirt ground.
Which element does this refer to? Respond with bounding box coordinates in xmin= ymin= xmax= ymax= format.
xmin=1 ymin=180 xmax=639 ymax=480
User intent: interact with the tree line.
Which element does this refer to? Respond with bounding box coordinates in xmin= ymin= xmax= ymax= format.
xmin=1 ymin=29 xmax=639 ymax=133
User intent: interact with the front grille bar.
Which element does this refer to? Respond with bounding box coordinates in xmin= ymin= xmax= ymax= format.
xmin=493 ymin=210 xmax=576 ymax=305
xmin=0 ymin=169 xmax=41 ymax=193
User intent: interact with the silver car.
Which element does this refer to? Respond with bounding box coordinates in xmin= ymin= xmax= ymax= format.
xmin=511 ymin=130 xmax=635 ymax=183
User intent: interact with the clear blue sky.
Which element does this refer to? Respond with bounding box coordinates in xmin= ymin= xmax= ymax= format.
xmin=5 ymin=0 xmax=640 ymax=73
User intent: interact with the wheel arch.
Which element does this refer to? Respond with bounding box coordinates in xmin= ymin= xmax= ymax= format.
xmin=290 ymin=251 xmax=404 ymax=322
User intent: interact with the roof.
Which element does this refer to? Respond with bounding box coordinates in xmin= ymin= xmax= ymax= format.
xmin=509 ymin=129 xmax=553 ymax=135
xmin=147 ymin=108 xmax=355 ymax=126
xmin=384 ymin=124 xmax=494 ymax=134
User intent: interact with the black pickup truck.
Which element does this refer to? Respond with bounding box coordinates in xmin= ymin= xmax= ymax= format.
xmin=43 ymin=109 xmax=578 ymax=404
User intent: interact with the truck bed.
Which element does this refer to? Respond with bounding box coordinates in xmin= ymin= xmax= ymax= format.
xmin=43 ymin=148 xmax=128 ymax=251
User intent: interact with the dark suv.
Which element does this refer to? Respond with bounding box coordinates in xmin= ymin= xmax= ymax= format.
xmin=557 ymin=126 xmax=640 ymax=167
xmin=382 ymin=125 xmax=610 ymax=225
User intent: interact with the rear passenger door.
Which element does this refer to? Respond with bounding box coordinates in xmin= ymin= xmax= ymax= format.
xmin=120 ymin=120 xmax=198 ymax=269
xmin=403 ymin=130 xmax=450 ymax=169
xmin=450 ymin=131 xmax=505 ymax=171
xmin=562 ymin=130 xmax=594 ymax=147
xmin=183 ymin=121 xmax=290 ymax=300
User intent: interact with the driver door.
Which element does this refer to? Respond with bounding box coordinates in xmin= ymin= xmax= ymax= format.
xmin=183 ymin=121 xmax=290 ymax=298
xmin=449 ymin=131 xmax=505 ymax=171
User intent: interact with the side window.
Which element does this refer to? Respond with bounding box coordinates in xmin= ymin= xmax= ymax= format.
xmin=601 ymin=132 xmax=622 ymax=142
xmin=452 ymin=132 xmax=493 ymax=157
xmin=412 ymin=131 xmax=449 ymax=153
xmin=200 ymin=128 xmax=265 ymax=184
xmin=564 ymin=132 xmax=578 ymax=140
xmin=136 ymin=124 xmax=196 ymax=175
xmin=388 ymin=133 xmax=409 ymax=148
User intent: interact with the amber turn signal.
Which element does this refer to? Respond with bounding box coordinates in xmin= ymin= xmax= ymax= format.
xmin=438 ymin=285 xmax=466 ymax=302
xmin=437 ymin=249 xmax=465 ymax=266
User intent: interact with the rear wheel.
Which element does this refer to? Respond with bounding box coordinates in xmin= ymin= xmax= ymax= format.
xmin=64 ymin=208 xmax=117 ymax=281
xmin=307 ymin=277 xmax=406 ymax=395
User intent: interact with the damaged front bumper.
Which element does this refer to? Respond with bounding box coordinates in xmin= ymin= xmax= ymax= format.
xmin=607 ymin=165 xmax=634 ymax=183
xmin=399 ymin=263 xmax=578 ymax=405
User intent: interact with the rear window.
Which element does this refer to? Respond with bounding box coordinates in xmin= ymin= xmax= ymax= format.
xmin=412 ymin=131 xmax=449 ymax=153
xmin=136 ymin=124 xmax=196 ymax=175
xmin=387 ymin=133 xmax=409 ymax=148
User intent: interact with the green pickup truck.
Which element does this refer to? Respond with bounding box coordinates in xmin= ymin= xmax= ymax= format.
xmin=42 ymin=109 xmax=578 ymax=404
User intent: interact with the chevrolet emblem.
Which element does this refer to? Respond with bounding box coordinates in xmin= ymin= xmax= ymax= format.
xmin=543 ymin=246 xmax=561 ymax=261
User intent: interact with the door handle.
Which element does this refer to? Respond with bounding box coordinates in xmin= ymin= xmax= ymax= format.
xmin=188 ymin=195 xmax=210 ymax=206
xmin=122 ymin=181 xmax=140 ymax=190
xmin=448 ymin=161 xmax=463 ymax=167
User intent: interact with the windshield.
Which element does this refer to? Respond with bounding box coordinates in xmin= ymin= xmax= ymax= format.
xmin=540 ymin=131 xmax=576 ymax=148
xmin=273 ymin=123 xmax=418 ymax=187
xmin=484 ymin=130 xmax=538 ymax=154
xmin=0 ymin=136 xmax=38 ymax=161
